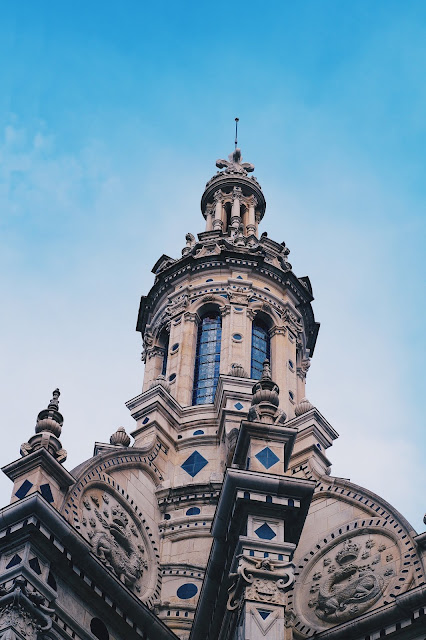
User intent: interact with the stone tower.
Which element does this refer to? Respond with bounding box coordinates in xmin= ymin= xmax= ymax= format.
xmin=0 ymin=145 xmax=425 ymax=640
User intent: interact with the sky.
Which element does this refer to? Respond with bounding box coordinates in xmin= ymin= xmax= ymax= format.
xmin=0 ymin=1 xmax=425 ymax=532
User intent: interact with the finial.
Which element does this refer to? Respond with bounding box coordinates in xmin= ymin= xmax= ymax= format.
xmin=234 ymin=117 xmax=239 ymax=150
xmin=294 ymin=397 xmax=314 ymax=417
xmin=110 ymin=426 xmax=131 ymax=447
xmin=20 ymin=387 xmax=67 ymax=463
xmin=261 ymin=359 xmax=272 ymax=381
xmin=247 ymin=360 xmax=284 ymax=425
xmin=47 ymin=388 xmax=60 ymax=411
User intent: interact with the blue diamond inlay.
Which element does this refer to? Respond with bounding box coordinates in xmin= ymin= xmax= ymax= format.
xmin=15 ymin=479 xmax=33 ymax=499
xmin=257 ymin=609 xmax=271 ymax=620
xmin=254 ymin=523 xmax=276 ymax=540
xmin=255 ymin=447 xmax=279 ymax=470
xmin=181 ymin=451 xmax=208 ymax=477
xmin=40 ymin=483 xmax=54 ymax=503
xmin=235 ymin=402 xmax=244 ymax=410
xmin=6 ymin=554 xmax=22 ymax=569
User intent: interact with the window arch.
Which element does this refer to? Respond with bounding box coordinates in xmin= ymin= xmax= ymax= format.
xmin=251 ymin=319 xmax=271 ymax=379
xmin=158 ymin=329 xmax=169 ymax=377
xmin=192 ymin=311 xmax=222 ymax=405
xmin=90 ymin=618 xmax=109 ymax=640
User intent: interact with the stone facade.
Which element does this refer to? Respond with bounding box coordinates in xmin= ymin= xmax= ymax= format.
xmin=0 ymin=145 xmax=425 ymax=640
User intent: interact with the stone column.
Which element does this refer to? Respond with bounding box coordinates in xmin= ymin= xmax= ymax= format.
xmin=142 ymin=347 xmax=166 ymax=392
xmin=219 ymin=304 xmax=232 ymax=375
xmin=246 ymin=196 xmax=257 ymax=236
xmin=205 ymin=209 xmax=213 ymax=231
xmin=230 ymin=186 xmax=242 ymax=237
xmin=255 ymin=211 xmax=261 ymax=237
xmin=269 ymin=326 xmax=288 ymax=413
xmin=176 ymin=311 xmax=199 ymax=406
xmin=213 ymin=190 xmax=224 ymax=232
xmin=285 ymin=330 xmax=298 ymax=419
xmin=296 ymin=356 xmax=310 ymax=402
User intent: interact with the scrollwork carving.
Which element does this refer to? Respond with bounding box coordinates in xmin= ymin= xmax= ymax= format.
xmin=0 ymin=576 xmax=54 ymax=640
xmin=227 ymin=554 xmax=294 ymax=611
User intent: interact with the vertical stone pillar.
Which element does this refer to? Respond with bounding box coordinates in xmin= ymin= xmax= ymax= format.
xmin=176 ymin=311 xmax=199 ymax=407
xmin=142 ymin=347 xmax=165 ymax=392
xmin=213 ymin=190 xmax=224 ymax=232
xmin=269 ymin=326 xmax=287 ymax=412
xmin=246 ymin=196 xmax=257 ymax=236
xmin=285 ymin=330 xmax=298 ymax=419
xmin=219 ymin=305 xmax=232 ymax=375
xmin=255 ymin=211 xmax=261 ymax=237
xmin=231 ymin=186 xmax=242 ymax=237
xmin=205 ymin=209 xmax=213 ymax=231
xmin=296 ymin=357 xmax=310 ymax=402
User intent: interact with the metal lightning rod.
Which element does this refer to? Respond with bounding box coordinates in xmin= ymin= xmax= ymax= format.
xmin=234 ymin=117 xmax=239 ymax=150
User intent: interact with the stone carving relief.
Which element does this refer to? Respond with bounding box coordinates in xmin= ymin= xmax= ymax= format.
xmin=166 ymin=294 xmax=189 ymax=317
xmin=227 ymin=286 xmax=252 ymax=305
xmin=216 ymin=149 xmax=254 ymax=176
xmin=0 ymin=576 xmax=54 ymax=640
xmin=295 ymin=531 xmax=408 ymax=629
xmin=80 ymin=490 xmax=148 ymax=594
xmin=140 ymin=332 xmax=153 ymax=363
xmin=227 ymin=554 xmax=294 ymax=611
xmin=282 ymin=309 xmax=303 ymax=334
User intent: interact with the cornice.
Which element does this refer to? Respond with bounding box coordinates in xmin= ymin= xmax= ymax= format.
xmin=137 ymin=245 xmax=319 ymax=353
xmin=2 ymin=447 xmax=76 ymax=488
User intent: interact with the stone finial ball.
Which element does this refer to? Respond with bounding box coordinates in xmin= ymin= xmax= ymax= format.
xmin=110 ymin=427 xmax=131 ymax=447
xmin=294 ymin=397 xmax=314 ymax=417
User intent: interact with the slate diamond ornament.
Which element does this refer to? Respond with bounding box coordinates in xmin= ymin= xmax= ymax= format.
xmin=181 ymin=451 xmax=208 ymax=477
xmin=255 ymin=446 xmax=279 ymax=470
xmin=254 ymin=522 xmax=276 ymax=540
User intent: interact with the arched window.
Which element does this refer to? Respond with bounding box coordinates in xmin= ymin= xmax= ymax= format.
xmin=90 ymin=618 xmax=109 ymax=640
xmin=251 ymin=320 xmax=270 ymax=379
xmin=192 ymin=312 xmax=222 ymax=405
xmin=161 ymin=336 xmax=169 ymax=376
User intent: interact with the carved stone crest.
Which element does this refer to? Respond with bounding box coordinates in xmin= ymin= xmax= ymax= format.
xmin=80 ymin=490 xmax=148 ymax=594
xmin=299 ymin=533 xmax=402 ymax=626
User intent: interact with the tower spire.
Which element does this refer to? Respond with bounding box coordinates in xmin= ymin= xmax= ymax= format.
xmin=234 ymin=117 xmax=239 ymax=150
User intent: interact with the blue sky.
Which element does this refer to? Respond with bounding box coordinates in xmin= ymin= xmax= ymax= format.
xmin=0 ymin=2 xmax=425 ymax=530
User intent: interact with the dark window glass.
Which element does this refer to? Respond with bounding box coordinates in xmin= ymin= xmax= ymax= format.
xmin=90 ymin=618 xmax=109 ymax=640
xmin=192 ymin=313 xmax=221 ymax=405
xmin=161 ymin=337 xmax=169 ymax=376
xmin=251 ymin=321 xmax=270 ymax=379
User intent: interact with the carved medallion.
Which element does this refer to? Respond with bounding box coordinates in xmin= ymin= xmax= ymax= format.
xmin=293 ymin=529 xmax=410 ymax=631
xmin=79 ymin=489 xmax=149 ymax=595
